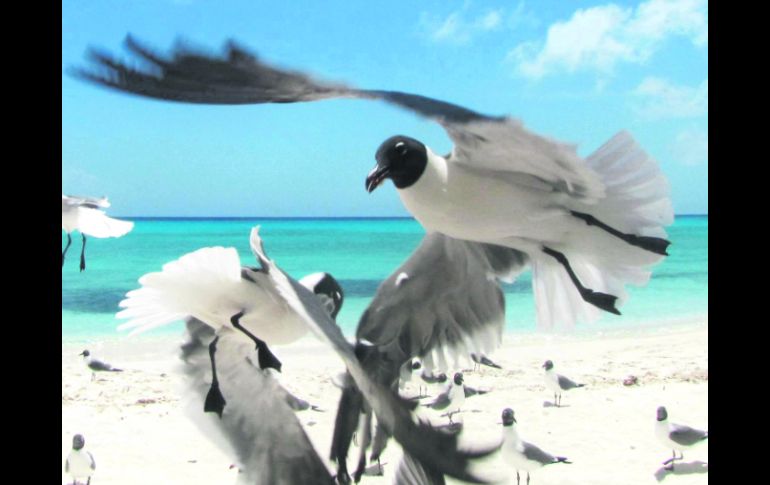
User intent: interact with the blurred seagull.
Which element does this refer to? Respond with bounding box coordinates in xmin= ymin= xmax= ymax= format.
xmin=542 ymin=360 xmax=584 ymax=407
xmin=500 ymin=408 xmax=571 ymax=485
xmin=471 ymin=353 xmax=502 ymax=371
xmin=75 ymin=36 xmax=672 ymax=329
xmin=329 ymin=232 xmax=525 ymax=482
xmin=116 ymin=226 xmax=343 ymax=418
xmin=655 ymin=406 xmax=708 ymax=471
xmin=62 ymin=195 xmax=134 ymax=271
xmin=65 ymin=434 xmax=95 ymax=485
xmin=399 ymin=358 xmax=426 ymax=398
xmin=79 ymin=349 xmax=123 ymax=381
xmin=118 ymin=227 xmax=497 ymax=484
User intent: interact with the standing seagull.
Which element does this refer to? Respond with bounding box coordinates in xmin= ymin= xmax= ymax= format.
xmin=426 ymin=373 xmax=466 ymax=424
xmin=542 ymin=360 xmax=584 ymax=407
xmin=74 ymin=36 xmax=673 ymax=329
xmin=80 ymin=349 xmax=123 ymax=381
xmin=65 ymin=434 xmax=95 ymax=485
xmin=471 ymin=353 xmax=502 ymax=371
xmin=500 ymin=408 xmax=570 ymax=485
xmin=62 ymin=195 xmax=134 ymax=271
xmin=655 ymin=406 xmax=708 ymax=471
xmin=116 ymin=226 xmax=343 ymax=418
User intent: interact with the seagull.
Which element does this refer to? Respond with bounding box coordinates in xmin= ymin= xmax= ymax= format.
xmin=116 ymin=226 xmax=344 ymax=418
xmin=74 ymin=36 xmax=673 ymax=329
xmin=471 ymin=353 xmax=502 ymax=371
xmin=79 ymin=349 xmax=123 ymax=381
xmin=542 ymin=360 xmax=584 ymax=407
xmin=399 ymin=358 xmax=426 ymax=398
xmin=62 ymin=195 xmax=134 ymax=271
xmin=655 ymin=406 xmax=708 ymax=471
xmin=500 ymin=408 xmax=570 ymax=485
xmin=119 ymin=227 xmax=497 ymax=484
xmin=65 ymin=433 xmax=95 ymax=485
xmin=329 ymin=232 xmax=525 ymax=482
xmin=425 ymin=372 xmax=466 ymax=424
xmin=178 ymin=318 xmax=335 ymax=484
xmin=420 ymin=370 xmax=448 ymax=397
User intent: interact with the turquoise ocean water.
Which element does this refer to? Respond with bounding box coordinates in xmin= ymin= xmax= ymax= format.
xmin=62 ymin=216 xmax=707 ymax=339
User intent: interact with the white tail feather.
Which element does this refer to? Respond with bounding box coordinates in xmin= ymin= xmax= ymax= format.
xmin=532 ymin=131 xmax=672 ymax=329
xmin=116 ymin=246 xmax=242 ymax=335
xmin=77 ymin=207 xmax=134 ymax=238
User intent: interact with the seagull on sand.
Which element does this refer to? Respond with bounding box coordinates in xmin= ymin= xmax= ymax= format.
xmin=79 ymin=349 xmax=123 ymax=381
xmin=65 ymin=434 xmax=95 ymax=485
xmin=471 ymin=353 xmax=502 ymax=371
xmin=62 ymin=195 xmax=133 ymax=271
xmin=542 ymin=360 xmax=584 ymax=407
xmin=116 ymin=226 xmax=344 ymax=418
xmin=425 ymin=372 xmax=466 ymax=424
xmin=500 ymin=408 xmax=571 ymax=485
xmin=75 ymin=36 xmax=673 ymax=329
xmin=655 ymin=406 xmax=708 ymax=471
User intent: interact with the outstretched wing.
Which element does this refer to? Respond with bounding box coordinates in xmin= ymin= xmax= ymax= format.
xmin=179 ymin=318 xmax=334 ymax=485
xmin=248 ymin=228 xmax=499 ymax=483
xmin=356 ymin=232 xmax=527 ymax=373
xmin=74 ymin=36 xmax=603 ymax=200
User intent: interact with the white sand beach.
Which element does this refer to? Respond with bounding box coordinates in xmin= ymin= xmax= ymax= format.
xmin=62 ymin=318 xmax=708 ymax=485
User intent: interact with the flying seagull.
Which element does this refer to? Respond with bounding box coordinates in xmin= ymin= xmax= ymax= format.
xmin=178 ymin=317 xmax=335 ymax=485
xmin=329 ymin=232 xmax=526 ymax=482
xmin=118 ymin=227 xmax=497 ymax=484
xmin=74 ymin=36 xmax=673 ymax=329
xmin=79 ymin=349 xmax=123 ymax=381
xmin=500 ymin=408 xmax=571 ymax=485
xmin=655 ymin=406 xmax=708 ymax=471
xmin=116 ymin=226 xmax=344 ymax=418
xmin=62 ymin=195 xmax=133 ymax=271
xmin=65 ymin=433 xmax=95 ymax=485
xmin=542 ymin=360 xmax=584 ymax=407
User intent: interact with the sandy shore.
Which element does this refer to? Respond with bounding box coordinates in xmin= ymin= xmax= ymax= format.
xmin=62 ymin=318 xmax=708 ymax=484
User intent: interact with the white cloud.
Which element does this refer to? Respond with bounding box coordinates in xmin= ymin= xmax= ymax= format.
xmin=671 ymin=128 xmax=708 ymax=166
xmin=509 ymin=0 xmax=707 ymax=79
xmin=633 ymin=77 xmax=708 ymax=119
xmin=422 ymin=2 xmax=539 ymax=45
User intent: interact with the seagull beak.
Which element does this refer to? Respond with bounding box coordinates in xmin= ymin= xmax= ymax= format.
xmin=365 ymin=164 xmax=390 ymax=193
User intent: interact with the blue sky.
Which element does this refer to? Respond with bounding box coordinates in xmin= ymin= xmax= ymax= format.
xmin=62 ymin=0 xmax=708 ymax=217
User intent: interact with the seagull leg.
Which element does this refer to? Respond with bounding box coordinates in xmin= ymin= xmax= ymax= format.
xmin=526 ymin=471 xmax=530 ymax=485
xmin=203 ymin=336 xmax=227 ymax=418
xmin=516 ymin=470 xmax=520 ymax=485
xmin=62 ymin=233 xmax=72 ymax=267
xmin=571 ymin=211 xmax=670 ymax=256
xmin=230 ymin=311 xmax=283 ymax=372
xmin=79 ymin=234 xmax=87 ymax=272
xmin=542 ymin=246 xmax=621 ymax=315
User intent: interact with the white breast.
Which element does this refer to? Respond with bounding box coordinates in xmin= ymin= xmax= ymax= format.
xmin=544 ymin=370 xmax=561 ymax=392
xmin=66 ymin=450 xmax=94 ymax=479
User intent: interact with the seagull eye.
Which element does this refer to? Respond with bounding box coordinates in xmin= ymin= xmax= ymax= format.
xmin=394 ymin=141 xmax=408 ymax=156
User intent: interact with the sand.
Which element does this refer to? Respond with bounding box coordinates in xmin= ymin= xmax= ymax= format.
xmin=62 ymin=318 xmax=708 ymax=485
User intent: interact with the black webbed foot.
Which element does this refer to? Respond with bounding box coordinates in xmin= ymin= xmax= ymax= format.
xmin=204 ymin=382 xmax=227 ymax=418
xmin=230 ymin=311 xmax=283 ymax=372
xmin=579 ymin=289 xmax=620 ymax=315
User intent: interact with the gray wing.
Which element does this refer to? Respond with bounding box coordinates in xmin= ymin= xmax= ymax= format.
xmin=88 ymin=359 xmax=115 ymax=371
xmin=669 ymin=423 xmax=708 ymax=446
xmin=557 ymin=374 xmax=582 ymax=390
xmin=521 ymin=441 xmax=558 ymax=466
xmin=62 ymin=194 xmax=109 ymax=209
xmin=427 ymin=387 xmax=452 ymax=411
xmin=395 ymin=451 xmax=447 ymax=485
xmin=179 ymin=318 xmax=333 ymax=485
xmin=87 ymin=451 xmax=96 ymax=470
xmin=463 ymin=385 xmax=490 ymax=398
xmin=249 ymin=231 xmax=499 ymax=483
xmin=356 ymin=232 xmax=528 ymax=374
xmin=64 ymin=457 xmax=69 ymax=473
xmin=73 ymin=37 xmax=602 ymax=200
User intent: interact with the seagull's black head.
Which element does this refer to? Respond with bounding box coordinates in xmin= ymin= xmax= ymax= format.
xmin=300 ymin=272 xmax=344 ymax=319
xmin=411 ymin=359 xmax=422 ymax=371
xmin=453 ymin=372 xmax=464 ymax=386
xmin=367 ymin=135 xmax=427 ymax=192
xmin=543 ymin=360 xmax=554 ymax=370
xmin=72 ymin=434 xmax=85 ymax=450
xmin=501 ymin=408 xmax=516 ymax=426
xmin=656 ymin=406 xmax=668 ymax=422
xmin=80 ymin=350 xmax=90 ymax=357
xmin=437 ymin=373 xmax=448 ymax=383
